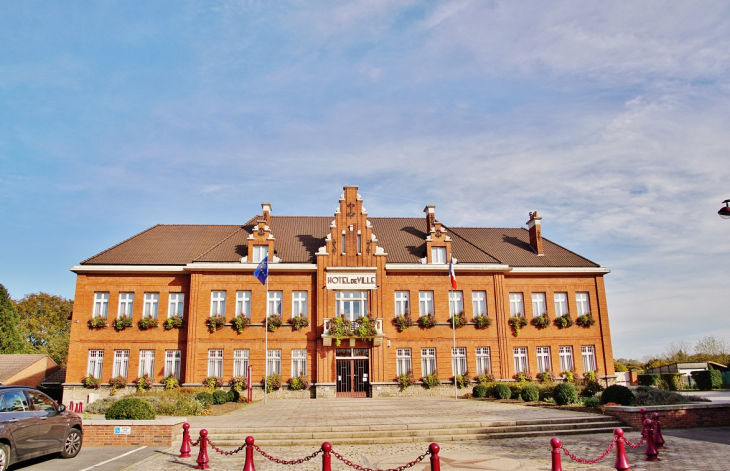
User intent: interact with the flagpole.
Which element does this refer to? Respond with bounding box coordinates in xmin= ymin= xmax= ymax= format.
xmin=450 ymin=254 xmax=458 ymax=401
xmin=265 ymin=268 xmax=269 ymax=405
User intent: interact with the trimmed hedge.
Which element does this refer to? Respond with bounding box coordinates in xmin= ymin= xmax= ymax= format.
xmin=580 ymin=380 xmax=604 ymax=398
xmin=473 ymin=384 xmax=488 ymax=398
xmin=105 ymin=397 xmax=156 ymax=420
xmin=660 ymin=373 xmax=684 ymax=391
xmin=691 ymin=371 xmax=713 ymax=391
xmin=493 ymin=384 xmax=511 ymax=400
xmin=195 ymin=392 xmax=214 ymax=407
xmin=521 ymin=385 xmax=539 ymax=402
xmin=212 ymin=390 xmax=228 ymax=405
xmin=553 ymin=383 xmax=578 ymax=405
xmin=637 ymin=374 xmax=659 ymax=387
xmin=600 ymin=385 xmax=635 ymax=406
xmin=711 ymin=369 xmax=723 ymax=389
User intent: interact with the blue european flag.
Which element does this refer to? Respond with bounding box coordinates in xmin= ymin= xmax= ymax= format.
xmin=253 ymin=255 xmax=269 ymax=285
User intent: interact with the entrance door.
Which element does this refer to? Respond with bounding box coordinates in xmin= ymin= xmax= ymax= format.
xmin=335 ymin=348 xmax=369 ymax=397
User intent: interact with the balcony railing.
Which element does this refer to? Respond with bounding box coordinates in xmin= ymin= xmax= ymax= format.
xmin=322 ymin=317 xmax=384 ymax=347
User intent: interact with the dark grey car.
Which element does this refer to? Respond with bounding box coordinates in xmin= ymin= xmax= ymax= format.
xmin=0 ymin=386 xmax=82 ymax=471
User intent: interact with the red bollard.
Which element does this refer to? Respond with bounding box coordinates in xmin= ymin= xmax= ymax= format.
xmin=429 ymin=443 xmax=441 ymax=471
xmin=613 ymin=429 xmax=631 ymax=471
xmin=75 ymin=402 xmax=83 ymax=413
xmin=196 ymin=429 xmax=210 ymax=469
xmin=640 ymin=408 xmax=648 ymax=437
xmin=643 ymin=419 xmax=660 ymax=462
xmin=321 ymin=442 xmax=332 ymax=471
xmin=242 ymin=436 xmax=256 ymax=471
xmin=550 ymin=438 xmax=563 ymax=471
xmin=651 ymin=413 xmax=666 ymax=449
xmin=69 ymin=401 xmax=74 ymax=413
xmin=180 ymin=422 xmax=192 ymax=458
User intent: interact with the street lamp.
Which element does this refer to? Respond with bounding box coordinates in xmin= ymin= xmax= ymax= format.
xmin=719 ymin=199 xmax=730 ymax=219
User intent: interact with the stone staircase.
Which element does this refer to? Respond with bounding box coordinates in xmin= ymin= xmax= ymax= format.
xmin=175 ymin=415 xmax=628 ymax=447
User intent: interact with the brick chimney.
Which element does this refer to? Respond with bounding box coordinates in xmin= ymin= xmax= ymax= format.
xmin=527 ymin=211 xmax=543 ymax=255
xmin=261 ymin=203 xmax=272 ymax=226
xmin=424 ymin=205 xmax=436 ymax=233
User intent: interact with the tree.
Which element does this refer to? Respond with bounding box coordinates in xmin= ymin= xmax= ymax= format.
xmin=0 ymin=284 xmax=25 ymax=354
xmin=15 ymin=292 xmax=73 ymax=367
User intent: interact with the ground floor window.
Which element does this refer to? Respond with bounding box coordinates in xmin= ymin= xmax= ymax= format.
xmin=267 ymin=349 xmax=282 ymax=376
xmin=475 ymin=347 xmax=491 ymax=375
xmin=559 ymin=346 xmax=574 ymax=372
xmin=421 ymin=348 xmax=437 ymax=377
xmin=581 ymin=345 xmax=597 ymax=373
xmin=87 ymin=350 xmax=104 ymax=378
xmin=208 ymin=349 xmax=224 ymax=377
xmin=536 ymin=347 xmax=551 ymax=373
xmin=292 ymin=349 xmax=307 ymax=377
xmin=396 ymin=348 xmax=412 ymax=376
xmin=138 ymin=350 xmax=155 ymax=378
xmin=513 ymin=347 xmax=528 ymax=374
xmin=112 ymin=350 xmax=130 ymax=378
xmin=165 ymin=350 xmax=181 ymax=379
xmin=233 ymin=349 xmax=249 ymax=377
xmin=451 ymin=347 xmax=467 ymax=376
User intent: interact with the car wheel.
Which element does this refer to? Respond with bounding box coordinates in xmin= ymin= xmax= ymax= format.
xmin=0 ymin=443 xmax=9 ymax=471
xmin=61 ymin=428 xmax=82 ymax=459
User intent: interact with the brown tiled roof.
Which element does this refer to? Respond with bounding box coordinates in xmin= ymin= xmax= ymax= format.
xmin=41 ymin=368 xmax=66 ymax=385
xmin=80 ymin=217 xmax=599 ymax=268
xmin=0 ymin=354 xmax=50 ymax=383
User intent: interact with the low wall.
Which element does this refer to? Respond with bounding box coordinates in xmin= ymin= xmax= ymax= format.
xmin=82 ymin=417 xmax=187 ymax=447
xmin=604 ymin=403 xmax=730 ymax=429
xmin=371 ymin=382 xmax=473 ymax=398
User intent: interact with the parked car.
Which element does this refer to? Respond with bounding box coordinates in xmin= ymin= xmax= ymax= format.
xmin=0 ymin=385 xmax=82 ymax=471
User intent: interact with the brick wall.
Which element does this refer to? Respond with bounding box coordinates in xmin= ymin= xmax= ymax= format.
xmin=604 ymin=403 xmax=730 ymax=429
xmin=82 ymin=418 xmax=186 ymax=446
xmin=6 ymin=357 xmax=60 ymax=387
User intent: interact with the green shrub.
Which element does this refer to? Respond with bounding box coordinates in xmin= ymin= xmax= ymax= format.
xmin=212 ymin=390 xmax=228 ymax=405
xmin=225 ymin=390 xmax=236 ymax=402
xmin=472 ymin=384 xmax=487 ymax=398
xmin=521 ymin=385 xmax=539 ymax=402
xmin=105 ymin=397 xmax=156 ymax=420
xmin=637 ymin=374 xmax=659 ymax=387
xmin=196 ymin=392 xmax=214 ymax=407
xmin=507 ymin=383 xmax=523 ymax=399
xmin=710 ymin=369 xmax=722 ymax=389
xmin=580 ymin=380 xmax=604 ymax=398
xmin=553 ymin=383 xmax=579 ymax=405
xmin=583 ymin=396 xmax=601 ymax=408
xmin=85 ymin=396 xmax=118 ymax=414
xmin=660 ymin=373 xmax=684 ymax=391
xmin=493 ymin=383 xmax=511 ymax=399
xmin=422 ymin=374 xmax=440 ymax=389
xmin=614 ymin=362 xmax=628 ymax=372
xmin=600 ymin=385 xmax=635 ymax=406
xmin=691 ymin=371 xmax=713 ymax=390
xmin=537 ymin=383 xmax=556 ymax=401
xmin=155 ymin=396 xmax=206 ymax=416
xmin=634 ymin=387 xmax=711 ymax=406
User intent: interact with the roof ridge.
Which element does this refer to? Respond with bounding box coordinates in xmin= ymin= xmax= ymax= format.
xmin=81 ymin=224 xmax=162 ymax=264
xmin=193 ymin=227 xmax=246 ymax=262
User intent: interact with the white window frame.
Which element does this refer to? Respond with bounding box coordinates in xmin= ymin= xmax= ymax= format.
xmin=513 ymin=347 xmax=529 ymax=374
xmin=292 ymin=291 xmax=308 ymax=318
xmin=118 ymin=293 xmax=134 ymax=318
xmin=431 ymin=247 xmax=446 ymax=264
xmin=419 ymin=291 xmax=434 ymax=317
xmin=559 ymin=346 xmax=574 ymax=372
xmin=396 ymin=348 xmax=412 ymax=376
xmin=208 ymin=349 xmax=224 ymax=377
xmin=532 ymin=293 xmax=547 ymax=317
xmin=449 ymin=291 xmax=464 ymax=316
xmin=112 ymin=350 xmax=130 ymax=378
xmin=394 ymin=291 xmax=410 ymax=316
xmin=93 ymin=292 xmax=109 ymax=318
xmin=291 ymin=349 xmax=307 ymax=377
xmin=143 ymin=293 xmax=159 ymax=319
xmin=554 ymin=292 xmax=569 ymax=316
xmin=210 ymin=291 xmax=226 ymax=317
xmin=268 ymin=291 xmax=283 ymax=316
xmin=576 ymin=292 xmax=591 ymax=316
xmin=335 ymin=291 xmax=368 ymax=321
xmin=475 ymin=347 xmax=491 ymax=375
xmin=138 ymin=350 xmax=155 ymax=378
xmin=252 ymin=245 xmax=269 ymax=263
xmin=509 ymin=293 xmax=524 ymax=317
xmin=236 ymin=291 xmax=252 ymax=318
xmin=536 ymin=346 xmax=551 ymax=373
xmin=421 ymin=348 xmax=437 ymax=377
xmin=233 ymin=349 xmax=250 ymax=377
xmin=451 ymin=347 xmax=467 ymax=376
xmin=472 ymin=291 xmax=487 ymax=317
xmin=87 ymin=350 xmax=104 ymax=378
xmin=266 ymin=349 xmax=282 ymax=376
xmin=164 ymin=350 xmax=181 ymax=379
xmin=581 ymin=345 xmax=597 ymax=373
xmin=168 ymin=293 xmax=184 ymax=318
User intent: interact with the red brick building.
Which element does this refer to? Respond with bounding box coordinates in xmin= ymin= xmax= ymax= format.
xmin=65 ymin=185 xmax=615 ymax=401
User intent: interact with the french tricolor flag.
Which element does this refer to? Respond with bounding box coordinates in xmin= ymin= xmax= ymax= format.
xmin=449 ymin=254 xmax=457 ymax=289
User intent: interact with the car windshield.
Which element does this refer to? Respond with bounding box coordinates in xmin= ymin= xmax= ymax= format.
xmin=1 ymin=391 xmax=29 ymax=412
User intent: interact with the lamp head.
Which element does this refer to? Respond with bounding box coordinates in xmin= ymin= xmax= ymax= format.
xmin=720 ymin=199 xmax=730 ymax=219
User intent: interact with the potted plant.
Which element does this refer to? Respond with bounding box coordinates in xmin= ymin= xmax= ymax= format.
xmin=536 ymin=371 xmax=557 ymax=383
xmin=454 ymin=372 xmax=470 ymax=389
xmin=508 ymin=316 xmax=528 ymax=336
xmin=576 ymin=313 xmax=596 ymax=327
xmin=206 ymin=314 xmax=226 ymax=333
xmin=449 ymin=311 xmax=467 ymax=329
xmin=232 ymin=315 xmax=251 ymax=333
xmin=328 ymin=315 xmax=353 ymax=346
xmin=354 ymin=316 xmax=378 ymax=340
xmin=287 ymin=375 xmax=310 ymax=390
xmin=476 ymin=373 xmax=495 ymax=385
xmin=417 ymin=313 xmax=437 ymax=329
xmin=393 ymin=313 xmax=413 ymax=332
xmin=137 ymin=317 xmax=159 ymax=330
xmin=163 ymin=375 xmax=180 ymax=390
xmin=530 ymin=315 xmax=551 ymax=329
xmin=422 ymin=374 xmax=440 ymax=389
xmin=473 ymin=315 xmax=492 ymax=329
xmin=262 ymin=373 xmax=281 ymax=393
xmin=112 ymin=315 xmax=133 ymax=331
xmin=203 ymin=376 xmax=223 ymax=388
xmin=553 ymin=313 xmax=573 ymax=329
xmin=133 ymin=374 xmax=153 ymax=391
xmin=288 ymin=314 xmax=310 ymax=331
xmin=108 ymin=376 xmax=128 ymax=395
xmin=513 ymin=372 xmax=533 ymax=382
xmin=82 ymin=375 xmax=100 ymax=389
xmin=266 ymin=314 xmax=283 ymax=332
xmin=163 ymin=316 xmax=184 ymax=330
xmin=87 ymin=317 xmax=108 ymax=329
xmin=229 ymin=376 xmax=247 ymax=392
xmin=397 ymin=371 xmax=416 ymax=390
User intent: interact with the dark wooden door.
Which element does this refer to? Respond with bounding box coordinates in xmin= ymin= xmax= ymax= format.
xmin=336 ymin=359 xmax=369 ymax=397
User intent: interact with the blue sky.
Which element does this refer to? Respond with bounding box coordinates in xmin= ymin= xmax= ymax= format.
xmin=1 ymin=1 xmax=729 ymax=359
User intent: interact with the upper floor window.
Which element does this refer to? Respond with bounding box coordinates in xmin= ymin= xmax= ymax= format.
xmin=341 ymin=232 xmax=346 ymax=255
xmin=210 ymin=291 xmax=226 ymax=317
xmin=292 ymin=291 xmax=308 ymax=318
xmin=419 ymin=291 xmax=434 ymax=317
xmin=268 ymin=291 xmax=283 ymax=316
xmin=118 ymin=293 xmax=134 ymax=318
xmin=336 ymin=291 xmax=368 ymax=321
xmin=394 ymin=291 xmax=410 ymax=316
xmin=576 ymin=292 xmax=591 ymax=316
xmin=472 ymin=291 xmax=487 ymax=316
xmin=236 ymin=291 xmax=251 ymax=318
xmin=93 ymin=292 xmax=109 ymax=318
xmin=143 ymin=293 xmax=159 ymax=319
xmin=357 ymin=233 xmax=362 ymax=254
xmin=168 ymin=293 xmax=184 ymax=318
xmin=531 ymin=293 xmax=547 ymax=317
xmin=431 ymin=247 xmax=446 ymax=264
xmin=252 ymin=245 xmax=269 ymax=263
xmin=509 ymin=293 xmax=524 ymax=317
xmin=449 ymin=291 xmax=464 ymax=316
xmin=554 ymin=292 xmax=568 ymax=316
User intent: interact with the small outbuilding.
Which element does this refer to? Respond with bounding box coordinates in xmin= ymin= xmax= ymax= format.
xmin=0 ymin=354 xmax=61 ymax=387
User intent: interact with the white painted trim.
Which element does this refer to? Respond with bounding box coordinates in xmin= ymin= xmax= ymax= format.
xmin=509 ymin=267 xmax=610 ymax=274
xmin=326 ymin=266 xmax=378 ymax=272
xmin=186 ymin=263 xmax=317 ymax=272
xmin=385 ymin=263 xmax=510 ymax=272
xmin=70 ymin=265 xmax=186 ymax=274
